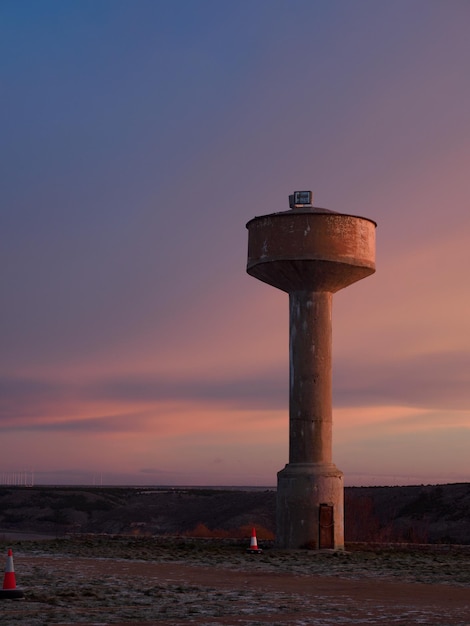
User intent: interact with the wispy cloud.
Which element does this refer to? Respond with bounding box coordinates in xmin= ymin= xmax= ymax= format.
xmin=0 ymin=370 xmax=287 ymax=427
xmin=2 ymin=343 xmax=469 ymax=437
xmin=334 ymin=350 xmax=470 ymax=410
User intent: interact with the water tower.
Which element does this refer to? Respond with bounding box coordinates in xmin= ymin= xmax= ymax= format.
xmin=246 ymin=191 xmax=376 ymax=549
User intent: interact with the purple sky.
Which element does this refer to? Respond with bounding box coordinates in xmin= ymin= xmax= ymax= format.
xmin=2 ymin=0 xmax=470 ymax=486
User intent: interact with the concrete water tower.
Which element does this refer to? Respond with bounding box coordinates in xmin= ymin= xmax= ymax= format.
xmin=246 ymin=191 xmax=376 ymax=549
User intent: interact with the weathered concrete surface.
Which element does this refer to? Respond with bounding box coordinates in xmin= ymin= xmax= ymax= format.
xmin=289 ymin=291 xmax=332 ymax=465
xmin=277 ymin=462 xmax=344 ymax=549
xmin=276 ymin=289 xmax=344 ymax=549
xmin=246 ymin=209 xmax=376 ymax=293
xmin=246 ymin=200 xmax=376 ymax=550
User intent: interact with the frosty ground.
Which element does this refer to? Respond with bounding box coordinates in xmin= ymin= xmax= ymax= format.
xmin=1 ymin=536 xmax=469 ymax=625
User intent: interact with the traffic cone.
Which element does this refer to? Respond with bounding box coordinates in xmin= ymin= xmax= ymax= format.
xmin=0 ymin=549 xmax=24 ymax=599
xmin=3 ymin=549 xmax=16 ymax=589
xmin=246 ymin=527 xmax=262 ymax=553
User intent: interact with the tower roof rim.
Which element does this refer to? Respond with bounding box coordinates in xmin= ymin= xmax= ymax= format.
xmin=246 ymin=208 xmax=377 ymax=228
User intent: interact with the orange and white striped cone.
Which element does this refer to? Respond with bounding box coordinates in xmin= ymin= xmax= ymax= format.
xmin=3 ymin=549 xmax=16 ymax=589
xmin=246 ymin=527 xmax=262 ymax=553
xmin=0 ymin=549 xmax=24 ymax=600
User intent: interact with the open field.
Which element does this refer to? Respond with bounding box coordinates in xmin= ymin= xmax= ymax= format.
xmin=1 ymin=536 xmax=469 ymax=625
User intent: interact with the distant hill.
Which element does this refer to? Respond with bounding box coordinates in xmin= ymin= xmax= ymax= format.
xmin=345 ymin=483 xmax=470 ymax=544
xmin=0 ymin=483 xmax=468 ymax=544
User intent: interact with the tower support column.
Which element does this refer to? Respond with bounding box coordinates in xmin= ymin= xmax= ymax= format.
xmin=276 ymin=290 xmax=344 ymax=549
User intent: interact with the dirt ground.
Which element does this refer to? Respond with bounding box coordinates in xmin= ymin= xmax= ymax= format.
xmin=1 ymin=538 xmax=469 ymax=625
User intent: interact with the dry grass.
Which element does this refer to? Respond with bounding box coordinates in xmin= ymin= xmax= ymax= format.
xmin=1 ymin=536 xmax=469 ymax=625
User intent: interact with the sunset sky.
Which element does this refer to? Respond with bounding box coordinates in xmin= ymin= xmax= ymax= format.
xmin=2 ymin=0 xmax=469 ymax=486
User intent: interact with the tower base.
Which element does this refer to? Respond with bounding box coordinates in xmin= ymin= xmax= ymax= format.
xmin=276 ymin=463 xmax=344 ymax=550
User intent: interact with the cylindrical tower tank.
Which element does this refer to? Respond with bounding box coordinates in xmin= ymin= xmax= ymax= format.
xmin=246 ymin=192 xmax=376 ymax=549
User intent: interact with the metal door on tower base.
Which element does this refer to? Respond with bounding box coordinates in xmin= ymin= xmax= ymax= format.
xmin=319 ymin=504 xmax=334 ymax=549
